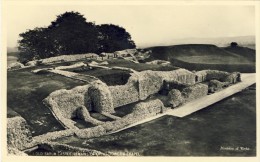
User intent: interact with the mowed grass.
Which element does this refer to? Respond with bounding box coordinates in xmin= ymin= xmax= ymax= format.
xmin=7 ymin=67 xmax=85 ymax=136
xmin=105 ymin=59 xmax=178 ymax=71
xmin=177 ymin=55 xmax=252 ymax=64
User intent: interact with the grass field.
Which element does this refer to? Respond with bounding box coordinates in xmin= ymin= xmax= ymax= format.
xmin=146 ymin=44 xmax=255 ymax=72
xmin=7 ymin=67 xmax=85 ymax=136
xmin=177 ymin=55 xmax=251 ymax=64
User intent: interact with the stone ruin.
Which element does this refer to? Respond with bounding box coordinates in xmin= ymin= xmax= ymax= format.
xmin=7 ymin=67 xmax=241 ymax=155
xmin=43 ymin=68 xmax=241 ymax=131
xmin=7 ymin=116 xmax=32 ymax=155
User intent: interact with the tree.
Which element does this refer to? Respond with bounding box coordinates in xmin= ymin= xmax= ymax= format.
xmin=97 ymin=24 xmax=136 ymax=53
xmin=47 ymin=11 xmax=100 ymax=55
xmin=230 ymin=42 xmax=238 ymax=47
xmin=18 ymin=11 xmax=136 ymax=63
xmin=18 ymin=28 xmax=56 ymax=63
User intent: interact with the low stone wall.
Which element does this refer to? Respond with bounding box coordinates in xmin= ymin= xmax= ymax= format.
xmin=7 ymin=62 xmax=24 ymax=70
xmin=138 ymin=71 xmax=164 ymax=100
xmin=88 ymin=80 xmax=114 ymax=113
xmin=224 ymin=72 xmax=241 ymax=83
xmin=41 ymin=53 xmax=98 ymax=64
xmin=102 ymin=99 xmax=164 ymax=133
xmin=75 ymin=99 xmax=164 ymax=138
xmin=146 ymin=60 xmax=171 ymax=65
xmin=157 ymin=69 xmax=196 ymax=85
xmin=138 ymin=69 xmax=195 ymax=100
xmin=109 ymin=74 xmax=139 ymax=108
xmin=195 ymin=70 xmax=241 ymax=84
xmin=195 ymin=70 xmax=207 ymax=83
xmin=43 ymin=85 xmax=90 ymax=129
xmin=7 ymin=116 xmax=32 ymax=151
xmin=208 ymin=80 xmax=230 ymax=93
xmin=181 ymin=83 xmax=208 ymax=102
xmin=76 ymin=106 xmax=103 ymax=125
xmin=166 ymin=89 xmax=185 ymax=108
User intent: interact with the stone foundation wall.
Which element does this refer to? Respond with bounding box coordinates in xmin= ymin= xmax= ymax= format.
xmin=44 ymin=68 xmax=197 ymax=130
xmin=167 ymin=89 xmax=185 ymax=108
xmin=138 ymin=71 xmax=163 ymax=100
xmin=43 ymin=85 xmax=91 ymax=129
xmin=208 ymin=80 xmax=229 ymax=93
xmin=158 ymin=69 xmax=196 ymax=85
xmin=41 ymin=53 xmax=98 ymax=64
xmin=75 ymin=99 xmax=164 ymax=137
xmin=181 ymin=83 xmax=208 ymax=102
xmin=88 ymin=80 xmax=114 ymax=113
xmin=224 ymin=72 xmax=241 ymax=83
xmin=195 ymin=70 xmax=228 ymax=82
xmin=109 ymin=74 xmax=139 ymax=108
xmin=44 ymin=85 xmax=90 ymax=119
xmin=7 ymin=116 xmax=32 ymax=151
xmin=138 ymin=69 xmax=196 ymax=100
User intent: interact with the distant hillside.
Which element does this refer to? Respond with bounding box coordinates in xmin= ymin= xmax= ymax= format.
xmin=145 ymin=44 xmax=255 ymax=72
xmin=140 ymin=36 xmax=255 ymax=49
xmin=223 ymin=46 xmax=255 ymax=62
xmin=7 ymin=47 xmax=18 ymax=53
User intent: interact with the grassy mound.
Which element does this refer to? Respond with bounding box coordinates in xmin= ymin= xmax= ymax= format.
xmin=223 ymin=46 xmax=255 ymax=62
xmin=145 ymin=44 xmax=255 ymax=72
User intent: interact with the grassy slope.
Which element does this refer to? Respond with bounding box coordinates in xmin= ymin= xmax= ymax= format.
xmin=7 ymin=67 xmax=85 ymax=136
xmin=223 ymin=46 xmax=255 ymax=62
xmin=145 ymin=44 xmax=255 ymax=72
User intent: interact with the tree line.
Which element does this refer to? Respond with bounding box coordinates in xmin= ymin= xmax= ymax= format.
xmin=18 ymin=11 xmax=136 ymax=63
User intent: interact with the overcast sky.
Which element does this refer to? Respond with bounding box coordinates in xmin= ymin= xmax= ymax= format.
xmin=7 ymin=4 xmax=255 ymax=47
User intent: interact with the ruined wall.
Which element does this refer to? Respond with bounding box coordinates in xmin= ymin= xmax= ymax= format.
xmin=158 ymin=69 xmax=196 ymax=85
xmin=208 ymin=80 xmax=229 ymax=93
xmin=181 ymin=83 xmax=208 ymax=102
xmin=76 ymin=99 xmax=164 ymax=137
xmin=7 ymin=62 xmax=25 ymax=70
xmin=195 ymin=70 xmax=230 ymax=82
xmin=44 ymin=68 xmax=198 ymax=131
xmin=195 ymin=70 xmax=241 ymax=84
xmin=7 ymin=116 xmax=32 ymax=151
xmin=167 ymin=89 xmax=185 ymax=108
xmin=138 ymin=69 xmax=195 ymax=100
xmin=195 ymin=70 xmax=207 ymax=83
xmin=88 ymin=80 xmax=114 ymax=113
xmin=223 ymin=72 xmax=241 ymax=83
xmin=41 ymin=53 xmax=98 ymax=64
xmin=44 ymin=85 xmax=90 ymax=119
xmin=138 ymin=71 xmax=164 ymax=100
xmin=103 ymin=99 xmax=164 ymax=132
xmin=109 ymin=74 xmax=139 ymax=108
xmin=43 ymin=85 xmax=91 ymax=129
